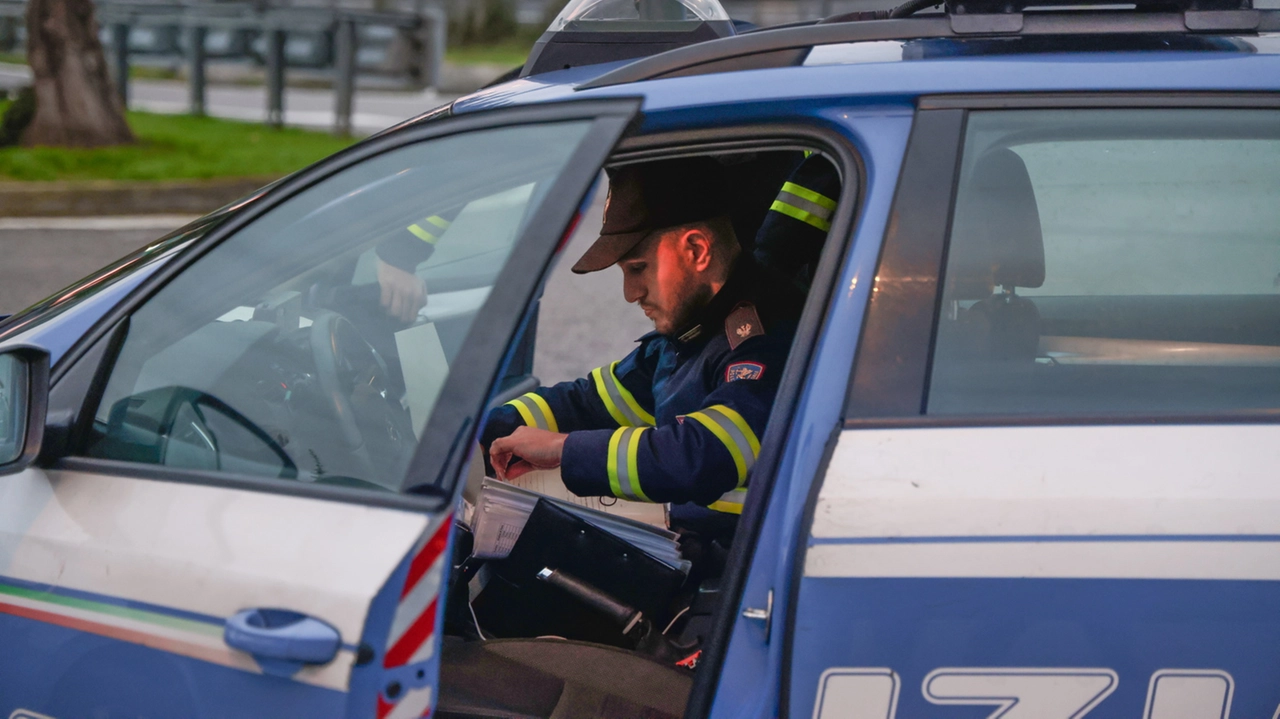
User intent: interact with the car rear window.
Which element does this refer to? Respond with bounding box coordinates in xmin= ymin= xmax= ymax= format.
xmin=927 ymin=108 xmax=1280 ymax=415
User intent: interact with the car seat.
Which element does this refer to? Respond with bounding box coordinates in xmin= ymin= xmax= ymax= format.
xmin=940 ymin=147 xmax=1046 ymax=362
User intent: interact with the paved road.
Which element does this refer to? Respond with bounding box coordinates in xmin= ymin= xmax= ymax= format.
xmin=125 ymin=79 xmax=459 ymax=135
xmin=533 ymin=182 xmax=653 ymax=386
xmin=0 ymin=63 xmax=459 ymax=136
xmin=0 ymin=217 xmax=191 ymax=315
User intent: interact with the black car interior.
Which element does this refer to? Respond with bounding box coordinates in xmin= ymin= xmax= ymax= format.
xmin=435 ymin=148 xmax=841 ymax=719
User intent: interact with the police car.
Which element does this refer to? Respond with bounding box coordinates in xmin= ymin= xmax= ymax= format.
xmin=1 ymin=0 xmax=1278 ymax=715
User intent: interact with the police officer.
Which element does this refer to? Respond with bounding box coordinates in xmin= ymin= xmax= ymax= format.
xmin=753 ymin=153 xmax=841 ymax=290
xmin=372 ymin=209 xmax=460 ymax=322
xmin=480 ymin=156 xmax=804 ymax=536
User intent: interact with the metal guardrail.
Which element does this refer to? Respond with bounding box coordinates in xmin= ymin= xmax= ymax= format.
xmin=0 ymin=0 xmax=445 ymax=135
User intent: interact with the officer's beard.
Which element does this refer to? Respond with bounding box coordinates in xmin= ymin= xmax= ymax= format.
xmin=658 ymin=279 xmax=714 ymax=337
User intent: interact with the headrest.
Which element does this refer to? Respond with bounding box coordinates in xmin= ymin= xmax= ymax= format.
xmin=943 ymin=148 xmax=1046 ymax=300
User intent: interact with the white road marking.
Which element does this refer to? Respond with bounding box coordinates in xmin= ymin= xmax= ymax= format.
xmin=128 ymin=99 xmax=411 ymax=134
xmin=0 ymin=215 xmax=200 ymax=231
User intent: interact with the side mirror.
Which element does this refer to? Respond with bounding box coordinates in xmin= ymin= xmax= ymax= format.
xmin=0 ymin=346 xmax=50 ymax=476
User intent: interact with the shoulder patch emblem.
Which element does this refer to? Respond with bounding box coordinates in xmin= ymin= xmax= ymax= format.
xmin=725 ymin=302 xmax=765 ymax=350
xmin=726 ymin=361 xmax=765 ymax=382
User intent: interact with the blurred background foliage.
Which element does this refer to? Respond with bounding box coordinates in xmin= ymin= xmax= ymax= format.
xmin=448 ymin=0 xmax=520 ymax=45
xmin=447 ymin=0 xmax=569 ymax=59
xmin=0 ymin=0 xmax=575 ymax=174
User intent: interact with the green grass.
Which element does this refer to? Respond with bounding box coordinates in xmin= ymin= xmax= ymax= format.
xmin=445 ymin=36 xmax=536 ymax=67
xmin=0 ymin=103 xmax=356 ymax=182
xmin=129 ymin=65 xmax=182 ymax=81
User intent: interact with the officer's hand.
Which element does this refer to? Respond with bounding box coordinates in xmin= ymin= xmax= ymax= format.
xmin=375 ymin=258 xmax=427 ymax=323
xmin=489 ymin=426 xmax=568 ymax=481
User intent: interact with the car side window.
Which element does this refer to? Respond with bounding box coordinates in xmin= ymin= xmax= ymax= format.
xmin=928 ymin=108 xmax=1280 ymax=415
xmin=83 ymin=120 xmax=595 ymax=491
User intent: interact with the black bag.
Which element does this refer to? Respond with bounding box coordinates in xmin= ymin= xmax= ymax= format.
xmin=472 ymin=499 xmax=687 ymax=647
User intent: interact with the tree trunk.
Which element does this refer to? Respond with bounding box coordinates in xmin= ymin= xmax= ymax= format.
xmin=23 ymin=0 xmax=133 ymax=148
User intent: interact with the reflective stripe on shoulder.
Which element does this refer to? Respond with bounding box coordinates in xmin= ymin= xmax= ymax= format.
xmin=771 ymin=181 xmax=836 ymax=232
xmin=607 ymin=426 xmax=652 ymax=502
xmin=406 ymin=214 xmax=452 ymax=245
xmin=503 ymin=392 xmax=558 ymax=432
xmin=591 ymin=361 xmax=656 ymax=427
xmin=684 ymin=404 xmax=760 ymax=487
xmin=708 ymin=487 xmax=748 ymax=515
xmin=782 ymin=181 xmax=837 ymax=210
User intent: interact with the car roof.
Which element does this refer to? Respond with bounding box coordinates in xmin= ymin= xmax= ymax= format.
xmin=452 ymin=16 xmax=1280 ymax=118
xmin=455 ymin=45 xmax=1280 ymax=116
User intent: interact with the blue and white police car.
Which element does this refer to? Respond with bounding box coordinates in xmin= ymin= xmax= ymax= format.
xmin=1 ymin=0 xmax=1279 ymax=715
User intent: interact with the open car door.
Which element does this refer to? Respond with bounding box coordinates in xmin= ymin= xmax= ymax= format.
xmin=0 ymin=98 xmax=640 ymax=719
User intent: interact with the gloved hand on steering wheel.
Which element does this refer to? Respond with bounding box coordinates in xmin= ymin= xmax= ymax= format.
xmin=375 ymin=257 xmax=427 ymax=323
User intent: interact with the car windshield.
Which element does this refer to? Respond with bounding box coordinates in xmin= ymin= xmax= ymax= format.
xmin=83 ymin=121 xmax=594 ymax=492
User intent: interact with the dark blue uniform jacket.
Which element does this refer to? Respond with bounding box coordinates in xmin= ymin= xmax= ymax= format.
xmin=481 ymin=257 xmax=803 ymax=521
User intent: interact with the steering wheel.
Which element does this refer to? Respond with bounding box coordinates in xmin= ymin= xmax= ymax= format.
xmin=309 ymin=311 xmax=417 ymax=482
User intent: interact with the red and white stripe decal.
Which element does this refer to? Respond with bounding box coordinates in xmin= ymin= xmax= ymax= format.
xmin=384 ymin=516 xmax=450 ymax=668
xmin=378 ymin=686 xmax=434 ymax=719
xmin=377 ymin=515 xmax=451 ymax=719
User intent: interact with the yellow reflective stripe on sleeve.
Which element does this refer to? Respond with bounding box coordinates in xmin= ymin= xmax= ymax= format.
xmin=625 ymin=426 xmax=651 ymax=502
xmin=590 ymin=362 xmax=655 ymax=427
xmin=708 ymin=488 xmax=748 ymax=515
xmin=684 ymin=404 xmax=760 ymax=487
xmin=607 ymin=428 xmax=625 ymax=499
xmin=407 ymin=223 xmax=440 ymax=244
xmin=606 ymin=426 xmax=652 ymax=502
xmin=772 ymin=181 xmax=837 ymax=232
xmin=685 ymin=413 xmax=745 ymax=482
xmin=505 ymin=397 xmax=537 ymax=427
xmin=780 ymin=181 xmax=837 ymax=210
xmin=503 ymin=393 xmax=556 ymax=432
xmin=714 ymin=404 xmax=761 ymax=459
xmin=526 ymin=393 xmax=558 ymax=433
xmin=770 ymin=200 xmax=832 ymax=233
xmin=407 ymin=215 xmax=451 ymax=245
xmin=591 ymin=367 xmax=627 ymax=426
xmin=610 ymin=361 xmax=655 ymax=425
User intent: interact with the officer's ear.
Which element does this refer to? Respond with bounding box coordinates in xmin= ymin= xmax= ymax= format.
xmin=677 ymin=226 xmax=715 ymax=273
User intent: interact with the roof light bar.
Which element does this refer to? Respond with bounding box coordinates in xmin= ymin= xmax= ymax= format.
xmin=948 ymin=0 xmax=1250 ymax=13
xmin=522 ymin=0 xmax=735 ymax=77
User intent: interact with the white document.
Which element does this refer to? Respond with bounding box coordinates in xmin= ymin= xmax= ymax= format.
xmin=471 ymin=479 xmax=690 ymax=574
xmin=394 ymin=322 xmax=449 ymax=437
xmin=509 ymin=468 xmax=669 ymax=527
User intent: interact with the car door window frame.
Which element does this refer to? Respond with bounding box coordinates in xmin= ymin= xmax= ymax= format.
xmin=844 ymin=92 xmax=1280 ymax=430
xmin=603 ymin=123 xmax=867 ymax=719
xmin=43 ymin=98 xmax=642 ymax=513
